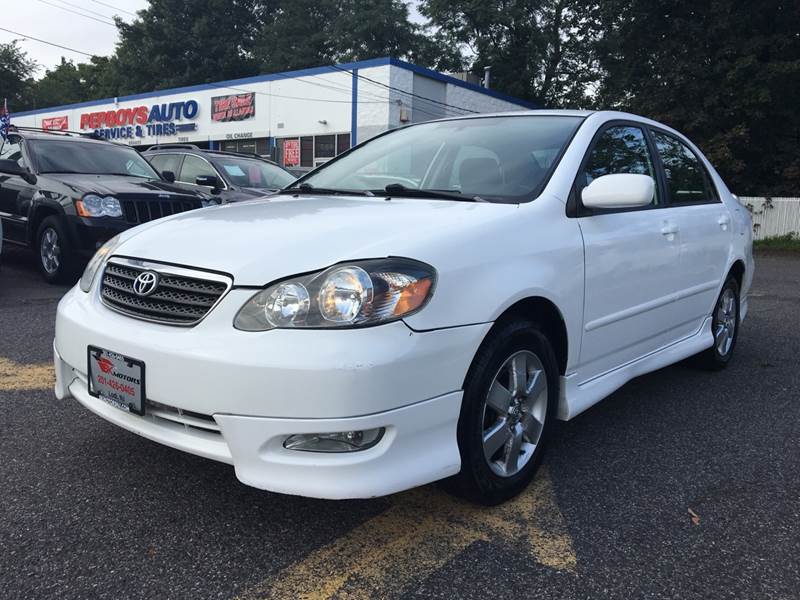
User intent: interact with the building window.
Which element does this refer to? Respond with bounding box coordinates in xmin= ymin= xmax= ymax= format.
xmin=219 ymin=138 xmax=269 ymax=156
xmin=301 ymin=137 xmax=314 ymax=167
xmin=315 ymin=135 xmax=336 ymax=158
xmin=276 ymin=133 xmax=351 ymax=169
xmin=337 ymin=133 xmax=350 ymax=155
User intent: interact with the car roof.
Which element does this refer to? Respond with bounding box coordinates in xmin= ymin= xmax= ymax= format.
xmin=143 ymin=145 xmax=281 ymax=166
xmin=9 ymin=127 xmax=121 ymax=145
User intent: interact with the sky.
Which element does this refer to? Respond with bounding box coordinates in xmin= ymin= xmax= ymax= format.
xmin=4 ymin=0 xmax=149 ymax=76
xmin=4 ymin=0 xmax=425 ymax=78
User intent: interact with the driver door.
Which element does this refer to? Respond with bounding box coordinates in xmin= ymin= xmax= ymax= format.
xmin=0 ymin=137 xmax=36 ymax=243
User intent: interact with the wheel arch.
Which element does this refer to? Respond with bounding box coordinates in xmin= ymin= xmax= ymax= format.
xmin=728 ymin=259 xmax=745 ymax=290
xmin=489 ymin=296 xmax=569 ymax=376
xmin=28 ymin=204 xmax=64 ymax=246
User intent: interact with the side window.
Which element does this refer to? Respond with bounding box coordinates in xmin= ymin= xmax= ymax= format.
xmin=580 ymin=125 xmax=659 ymax=208
xmin=652 ymin=131 xmax=716 ymax=204
xmin=0 ymin=138 xmax=26 ymax=168
xmin=179 ymin=155 xmax=216 ymax=184
xmin=149 ymin=153 xmax=182 ymax=175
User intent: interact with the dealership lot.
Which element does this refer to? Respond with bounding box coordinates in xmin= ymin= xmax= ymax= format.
xmin=1 ymin=247 xmax=798 ymax=600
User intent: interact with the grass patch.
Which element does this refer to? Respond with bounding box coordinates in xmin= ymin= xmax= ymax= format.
xmin=754 ymin=232 xmax=800 ymax=251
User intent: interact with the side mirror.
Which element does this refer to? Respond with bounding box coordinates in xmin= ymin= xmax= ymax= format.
xmin=0 ymin=159 xmax=37 ymax=185
xmin=581 ymin=173 xmax=654 ymax=209
xmin=196 ymin=174 xmax=221 ymax=191
xmin=161 ymin=170 xmax=176 ymax=183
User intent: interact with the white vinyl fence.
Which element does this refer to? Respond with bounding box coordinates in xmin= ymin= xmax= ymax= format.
xmin=738 ymin=197 xmax=800 ymax=240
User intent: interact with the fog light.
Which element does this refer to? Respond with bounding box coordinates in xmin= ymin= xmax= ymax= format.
xmin=283 ymin=428 xmax=385 ymax=452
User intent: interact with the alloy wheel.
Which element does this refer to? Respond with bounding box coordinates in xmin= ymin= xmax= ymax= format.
xmin=481 ymin=350 xmax=548 ymax=478
xmin=40 ymin=227 xmax=61 ymax=275
xmin=714 ymin=287 xmax=737 ymax=356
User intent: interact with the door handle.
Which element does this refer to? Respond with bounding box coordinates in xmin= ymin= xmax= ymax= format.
xmin=718 ymin=214 xmax=731 ymax=230
xmin=661 ymin=223 xmax=679 ymax=236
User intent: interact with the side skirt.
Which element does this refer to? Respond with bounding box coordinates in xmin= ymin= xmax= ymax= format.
xmin=557 ymin=316 xmax=714 ymax=420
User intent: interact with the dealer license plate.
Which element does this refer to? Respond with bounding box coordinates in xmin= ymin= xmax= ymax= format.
xmin=87 ymin=346 xmax=146 ymax=415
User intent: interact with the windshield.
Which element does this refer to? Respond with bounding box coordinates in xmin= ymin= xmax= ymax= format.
xmin=300 ymin=115 xmax=583 ymax=203
xmin=214 ymin=156 xmax=295 ymax=189
xmin=29 ymin=140 xmax=160 ymax=179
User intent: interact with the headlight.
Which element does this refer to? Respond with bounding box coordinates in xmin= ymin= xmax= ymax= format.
xmin=75 ymin=194 xmax=123 ymax=218
xmin=79 ymin=235 xmax=122 ymax=292
xmin=234 ymin=258 xmax=435 ymax=331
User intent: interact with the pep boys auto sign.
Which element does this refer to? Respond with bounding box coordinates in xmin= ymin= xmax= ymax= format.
xmin=79 ymin=100 xmax=199 ymax=140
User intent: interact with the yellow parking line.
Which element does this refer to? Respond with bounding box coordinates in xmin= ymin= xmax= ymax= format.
xmin=238 ymin=467 xmax=575 ymax=600
xmin=0 ymin=357 xmax=55 ymax=392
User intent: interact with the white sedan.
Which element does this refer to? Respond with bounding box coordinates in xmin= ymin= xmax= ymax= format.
xmin=54 ymin=110 xmax=753 ymax=504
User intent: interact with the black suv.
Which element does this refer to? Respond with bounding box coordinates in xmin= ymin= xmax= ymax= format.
xmin=0 ymin=129 xmax=212 ymax=283
xmin=143 ymin=144 xmax=295 ymax=203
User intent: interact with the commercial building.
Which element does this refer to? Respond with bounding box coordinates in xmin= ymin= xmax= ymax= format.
xmin=14 ymin=57 xmax=534 ymax=173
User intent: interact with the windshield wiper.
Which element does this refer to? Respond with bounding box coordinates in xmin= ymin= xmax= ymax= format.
xmin=279 ymin=182 xmax=374 ymax=196
xmin=382 ymin=183 xmax=482 ymax=202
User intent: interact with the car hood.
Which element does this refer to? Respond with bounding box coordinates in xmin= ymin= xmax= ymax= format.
xmin=42 ymin=174 xmax=206 ymax=198
xmin=115 ymin=194 xmax=515 ymax=285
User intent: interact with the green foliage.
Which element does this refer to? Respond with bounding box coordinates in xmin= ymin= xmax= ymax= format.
xmin=254 ymin=0 xmax=439 ymax=73
xmin=594 ymin=0 xmax=800 ymax=196
xmin=0 ymin=41 xmax=37 ymax=110
xmin=754 ymin=233 xmax=800 ymax=251
xmin=110 ymin=0 xmax=261 ymax=95
xmin=419 ymin=0 xmax=602 ymax=107
xmin=7 ymin=0 xmax=798 ymax=195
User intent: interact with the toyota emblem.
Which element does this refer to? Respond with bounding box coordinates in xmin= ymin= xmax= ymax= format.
xmin=132 ymin=271 xmax=159 ymax=297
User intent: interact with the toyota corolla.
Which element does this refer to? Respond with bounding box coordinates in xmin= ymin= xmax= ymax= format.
xmin=54 ymin=110 xmax=753 ymax=504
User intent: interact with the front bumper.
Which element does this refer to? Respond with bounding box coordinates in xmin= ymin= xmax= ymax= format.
xmin=54 ymin=284 xmax=491 ymax=498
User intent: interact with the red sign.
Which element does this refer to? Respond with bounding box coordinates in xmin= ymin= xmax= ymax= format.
xmin=211 ymin=92 xmax=255 ymax=122
xmin=284 ymin=139 xmax=300 ymax=167
xmin=42 ymin=116 xmax=68 ymax=130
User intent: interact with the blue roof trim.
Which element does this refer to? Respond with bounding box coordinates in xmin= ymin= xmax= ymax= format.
xmin=14 ymin=55 xmax=534 ymax=117
xmin=386 ymin=58 xmax=537 ymax=109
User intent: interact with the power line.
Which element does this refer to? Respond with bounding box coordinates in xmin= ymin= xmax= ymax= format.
xmin=0 ymin=26 xmax=96 ymax=58
xmin=35 ymin=0 xmax=116 ymax=27
xmin=51 ymin=0 xmax=116 ymax=21
xmin=329 ymin=64 xmax=478 ymax=115
xmin=89 ymin=0 xmax=137 ymax=17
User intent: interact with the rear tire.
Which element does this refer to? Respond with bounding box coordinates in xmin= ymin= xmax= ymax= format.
xmin=694 ymin=275 xmax=740 ymax=370
xmin=36 ymin=216 xmax=78 ymax=285
xmin=445 ymin=319 xmax=559 ymax=505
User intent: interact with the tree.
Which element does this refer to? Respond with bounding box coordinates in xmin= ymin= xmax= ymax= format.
xmin=110 ymin=0 xmax=261 ymax=96
xmin=29 ymin=57 xmax=119 ymax=108
xmin=0 ymin=41 xmax=37 ymax=111
xmin=253 ymin=0 xmax=442 ymax=73
xmin=595 ymin=0 xmax=800 ymax=195
xmin=419 ymin=0 xmax=601 ymax=107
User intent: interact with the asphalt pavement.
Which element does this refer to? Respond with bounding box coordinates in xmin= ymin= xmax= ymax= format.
xmin=1 ymin=244 xmax=798 ymax=600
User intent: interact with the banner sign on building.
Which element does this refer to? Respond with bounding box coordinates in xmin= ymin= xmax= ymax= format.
xmin=79 ymin=100 xmax=200 ymax=140
xmin=283 ymin=139 xmax=300 ymax=167
xmin=42 ymin=116 xmax=69 ymax=130
xmin=211 ymin=93 xmax=255 ymax=122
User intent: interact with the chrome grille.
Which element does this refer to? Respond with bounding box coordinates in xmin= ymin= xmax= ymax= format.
xmin=100 ymin=259 xmax=231 ymax=326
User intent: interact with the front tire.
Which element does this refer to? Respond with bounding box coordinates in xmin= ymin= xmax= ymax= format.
xmin=36 ymin=216 xmax=78 ymax=284
xmin=694 ymin=275 xmax=740 ymax=370
xmin=446 ymin=319 xmax=559 ymax=505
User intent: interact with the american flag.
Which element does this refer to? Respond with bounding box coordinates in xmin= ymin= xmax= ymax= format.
xmin=0 ymin=98 xmax=10 ymax=140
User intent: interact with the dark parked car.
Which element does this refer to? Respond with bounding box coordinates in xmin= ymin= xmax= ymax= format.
xmin=0 ymin=129 xmax=212 ymax=283
xmin=143 ymin=144 xmax=296 ymax=203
